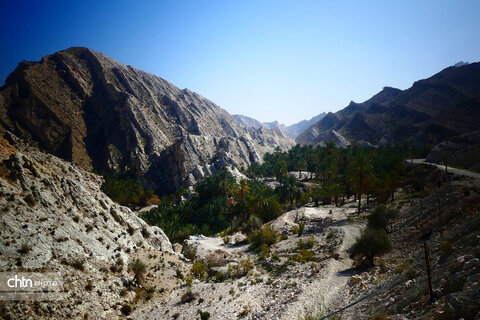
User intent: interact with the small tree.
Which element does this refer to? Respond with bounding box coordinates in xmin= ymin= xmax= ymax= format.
xmin=352 ymin=228 xmax=392 ymax=266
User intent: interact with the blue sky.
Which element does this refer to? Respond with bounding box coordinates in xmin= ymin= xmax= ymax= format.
xmin=1 ymin=1 xmax=479 ymax=125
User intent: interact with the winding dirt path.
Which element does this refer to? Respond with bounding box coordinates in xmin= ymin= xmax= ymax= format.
xmin=280 ymin=206 xmax=363 ymax=319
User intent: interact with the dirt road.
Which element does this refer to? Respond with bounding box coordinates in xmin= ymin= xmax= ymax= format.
xmin=409 ymin=159 xmax=480 ymax=182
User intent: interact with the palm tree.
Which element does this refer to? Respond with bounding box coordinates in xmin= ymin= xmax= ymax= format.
xmin=279 ymin=174 xmax=301 ymax=206
xmin=349 ymin=151 xmax=375 ymax=213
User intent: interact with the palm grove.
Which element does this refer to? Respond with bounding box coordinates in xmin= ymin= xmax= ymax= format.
xmin=104 ymin=142 xmax=410 ymax=265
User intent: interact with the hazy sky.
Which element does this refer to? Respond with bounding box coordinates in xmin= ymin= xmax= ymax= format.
xmin=1 ymin=1 xmax=479 ymax=125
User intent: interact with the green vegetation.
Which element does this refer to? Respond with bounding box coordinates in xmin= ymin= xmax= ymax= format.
xmin=141 ymin=171 xmax=283 ymax=243
xmin=248 ymin=225 xmax=279 ymax=251
xmin=134 ymin=143 xmax=411 ymax=250
xmin=352 ymin=228 xmax=392 ymax=266
xmin=367 ymin=205 xmax=399 ymax=232
xmin=248 ymin=143 xmax=408 ymax=212
xmin=102 ymin=173 xmax=158 ymax=208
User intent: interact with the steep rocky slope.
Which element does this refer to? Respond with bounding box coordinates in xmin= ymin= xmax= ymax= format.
xmin=0 ymin=47 xmax=294 ymax=194
xmin=0 ymin=137 xmax=176 ymax=319
xmin=297 ymin=63 xmax=480 ymax=148
xmin=233 ymin=114 xmax=262 ymax=129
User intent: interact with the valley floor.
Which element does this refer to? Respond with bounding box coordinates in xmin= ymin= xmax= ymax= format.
xmin=132 ymin=202 xmax=364 ymax=320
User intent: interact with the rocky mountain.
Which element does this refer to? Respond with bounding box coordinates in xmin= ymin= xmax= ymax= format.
xmin=234 ymin=112 xmax=326 ymax=139
xmin=297 ymin=63 xmax=480 ymax=149
xmin=284 ymin=112 xmax=326 ymax=138
xmin=0 ymin=47 xmax=294 ymax=194
xmin=0 ymin=136 xmax=176 ymax=319
xmin=233 ymin=114 xmax=262 ymax=129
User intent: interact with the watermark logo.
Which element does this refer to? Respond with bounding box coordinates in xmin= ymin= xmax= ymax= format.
xmin=0 ymin=272 xmax=64 ymax=300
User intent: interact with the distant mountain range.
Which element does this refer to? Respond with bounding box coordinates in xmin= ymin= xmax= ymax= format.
xmin=296 ymin=63 xmax=480 ymax=156
xmin=233 ymin=112 xmax=326 ymax=138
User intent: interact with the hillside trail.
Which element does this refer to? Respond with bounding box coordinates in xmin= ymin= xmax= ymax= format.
xmin=279 ymin=206 xmax=363 ymax=320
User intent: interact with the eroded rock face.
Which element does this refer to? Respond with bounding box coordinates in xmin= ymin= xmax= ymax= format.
xmin=0 ymin=147 xmax=172 ymax=318
xmin=0 ymin=47 xmax=294 ymax=193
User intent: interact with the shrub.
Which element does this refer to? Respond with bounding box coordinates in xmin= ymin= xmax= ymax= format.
xmin=101 ymin=173 xmax=155 ymax=208
xmin=367 ymin=205 xmax=398 ymax=232
xmin=183 ymin=245 xmax=197 ymax=261
xmin=120 ymin=303 xmax=132 ymax=316
xmin=18 ymin=243 xmax=31 ymax=255
xmin=242 ymin=215 xmax=263 ymax=234
xmin=298 ymin=222 xmax=305 ymax=236
xmin=198 ymin=309 xmax=211 ymax=320
xmin=70 ymin=259 xmax=85 ymax=271
xmin=292 ymin=249 xmax=315 ymax=262
xmin=141 ymin=227 xmax=150 ymax=238
xmin=291 ymin=225 xmax=299 ymax=235
xmin=85 ymin=281 xmax=93 ymax=291
xmin=352 ymin=228 xmax=392 ymax=266
xmin=129 ymin=259 xmax=147 ymax=285
xmin=180 ymin=289 xmax=196 ymax=304
xmin=370 ymin=312 xmax=388 ymax=320
xmin=191 ymin=261 xmax=207 ymax=280
xmin=326 ymin=231 xmax=335 ymax=239
xmin=439 ymin=241 xmax=453 ymax=257
xmin=110 ymin=257 xmax=124 ymax=273
xmin=394 ymin=261 xmax=411 ymax=274
xmin=259 ymin=244 xmax=271 ymax=259
xmin=240 ymin=257 xmax=254 ymax=274
xmin=223 ymin=236 xmax=231 ymax=245
xmin=248 ymin=225 xmax=278 ymax=250
xmin=297 ymin=236 xmax=315 ymax=250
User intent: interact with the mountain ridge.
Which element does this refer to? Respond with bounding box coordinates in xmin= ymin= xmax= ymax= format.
xmin=296 ymin=63 xmax=480 ymax=148
xmin=0 ymin=47 xmax=294 ymax=193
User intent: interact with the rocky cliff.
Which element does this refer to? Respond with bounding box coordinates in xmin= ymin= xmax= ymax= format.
xmin=0 ymin=47 xmax=294 ymax=194
xmin=297 ymin=64 xmax=480 ymax=148
xmin=0 ymin=137 xmax=175 ymax=319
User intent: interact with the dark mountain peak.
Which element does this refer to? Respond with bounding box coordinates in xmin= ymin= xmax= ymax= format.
xmin=298 ymin=61 xmax=480 ymax=147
